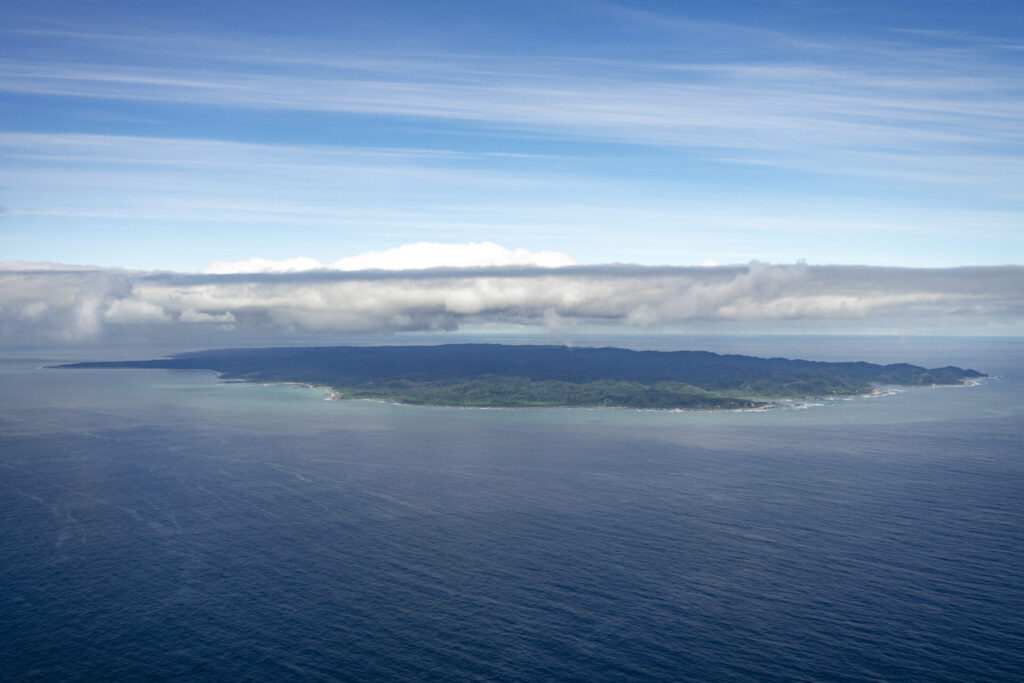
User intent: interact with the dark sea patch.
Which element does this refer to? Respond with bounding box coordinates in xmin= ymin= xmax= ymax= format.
xmin=2 ymin=338 xmax=1023 ymax=681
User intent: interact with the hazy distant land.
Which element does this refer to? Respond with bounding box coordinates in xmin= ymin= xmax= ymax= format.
xmin=57 ymin=344 xmax=986 ymax=410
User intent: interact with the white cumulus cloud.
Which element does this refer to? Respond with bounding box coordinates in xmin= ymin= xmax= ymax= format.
xmin=203 ymin=256 xmax=323 ymax=274
xmin=331 ymin=242 xmax=578 ymax=270
xmin=202 ymin=242 xmax=578 ymax=274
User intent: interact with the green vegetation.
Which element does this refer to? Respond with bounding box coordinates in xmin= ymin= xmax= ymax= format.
xmin=333 ymin=376 xmax=761 ymax=409
xmin=59 ymin=344 xmax=985 ymax=410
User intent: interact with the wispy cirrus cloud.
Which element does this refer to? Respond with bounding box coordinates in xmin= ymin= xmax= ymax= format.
xmin=2 ymin=23 xmax=1023 ymax=193
xmin=1 ymin=130 xmax=1021 ymax=270
xmin=2 ymin=5 xmax=1022 ymax=273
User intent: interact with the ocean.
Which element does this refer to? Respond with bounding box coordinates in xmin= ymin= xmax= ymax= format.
xmin=2 ymin=336 xmax=1022 ymax=681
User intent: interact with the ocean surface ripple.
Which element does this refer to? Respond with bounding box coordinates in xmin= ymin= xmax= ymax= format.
xmin=2 ymin=338 xmax=1022 ymax=681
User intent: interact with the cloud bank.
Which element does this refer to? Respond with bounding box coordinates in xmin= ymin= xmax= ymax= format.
xmin=2 ymin=248 xmax=1021 ymax=347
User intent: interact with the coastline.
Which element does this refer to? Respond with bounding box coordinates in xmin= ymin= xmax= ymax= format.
xmin=209 ymin=375 xmax=979 ymax=412
xmin=56 ymin=344 xmax=987 ymax=412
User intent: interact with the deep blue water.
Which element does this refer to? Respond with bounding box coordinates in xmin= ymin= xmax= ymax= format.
xmin=2 ymin=337 xmax=1022 ymax=681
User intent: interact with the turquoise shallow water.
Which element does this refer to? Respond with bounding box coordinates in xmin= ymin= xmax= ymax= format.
xmin=2 ymin=337 xmax=1022 ymax=680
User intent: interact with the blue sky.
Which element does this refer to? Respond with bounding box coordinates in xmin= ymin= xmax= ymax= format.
xmin=2 ymin=1 xmax=1023 ymax=345
xmin=3 ymin=0 xmax=1023 ymax=270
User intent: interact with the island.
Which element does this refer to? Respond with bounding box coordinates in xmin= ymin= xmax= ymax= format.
xmin=57 ymin=344 xmax=986 ymax=410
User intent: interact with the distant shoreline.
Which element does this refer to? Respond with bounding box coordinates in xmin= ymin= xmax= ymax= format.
xmin=57 ymin=343 xmax=985 ymax=411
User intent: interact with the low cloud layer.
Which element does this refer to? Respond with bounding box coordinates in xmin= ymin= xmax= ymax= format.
xmin=2 ymin=256 xmax=1022 ymax=347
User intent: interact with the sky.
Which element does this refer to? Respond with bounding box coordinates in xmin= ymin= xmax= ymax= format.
xmin=1 ymin=0 xmax=1023 ymax=346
